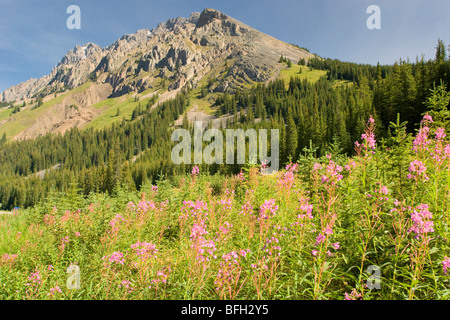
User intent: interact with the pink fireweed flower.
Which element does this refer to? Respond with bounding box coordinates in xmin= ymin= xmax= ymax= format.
xmin=137 ymin=200 xmax=157 ymax=213
xmin=444 ymin=144 xmax=450 ymax=158
xmin=190 ymin=223 xmax=209 ymax=239
xmin=180 ymin=200 xmax=208 ymax=220
xmin=258 ymin=199 xmax=279 ymax=220
xmin=318 ymin=160 xmax=344 ymax=185
xmin=47 ymin=286 xmax=62 ymax=296
xmin=408 ymin=204 xmax=434 ymax=238
xmin=130 ymin=242 xmax=158 ymax=261
xmin=60 ymin=236 xmax=70 ymax=250
xmin=361 ymin=132 xmax=376 ymax=150
xmin=1 ymin=254 xmax=18 ymax=265
xmin=344 ymin=289 xmax=363 ymax=300
xmin=239 ymin=201 xmax=253 ymax=216
xmin=313 ymin=162 xmax=322 ymax=171
xmin=236 ymin=171 xmax=245 ymax=182
xmin=421 ymin=113 xmax=433 ymax=124
xmin=324 ymin=228 xmax=333 ymax=235
xmin=189 ymin=221 xmax=217 ymax=262
xmin=435 ymin=127 xmax=446 ymax=141
xmin=332 ymin=242 xmax=340 ymax=250
xmin=218 ymin=198 xmax=233 ymax=211
xmin=368 ymin=117 xmax=375 ymax=124
xmin=107 ymin=251 xmax=125 ymax=265
xmin=412 ymin=126 xmax=431 ymax=152
xmin=443 ymin=257 xmax=450 ymax=274
xmin=285 ymin=163 xmax=299 ymax=172
xmin=191 ymin=165 xmax=200 ymax=176
xmin=75 ymin=232 xmax=81 ymax=237
xmin=261 ymin=160 xmax=269 ymax=169
xmin=119 ymin=280 xmax=132 ymax=289
xmin=407 ymin=160 xmax=429 ymax=181
xmin=315 ymin=233 xmax=326 ymax=246
xmin=278 ymin=170 xmax=295 ymax=189
xmin=28 ymin=268 xmax=41 ymax=285
xmin=239 ymin=249 xmax=251 ymax=257
xmin=345 ymin=160 xmax=357 ymax=172
xmin=108 ymin=214 xmax=126 ymax=231
xmin=151 ymin=185 xmax=158 ymax=193
xmin=311 ymin=250 xmax=319 ymax=257
xmin=297 ymin=198 xmax=313 ymax=219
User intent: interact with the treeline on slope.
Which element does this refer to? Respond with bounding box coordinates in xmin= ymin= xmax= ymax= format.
xmin=0 ymin=95 xmax=187 ymax=210
xmin=309 ymin=39 xmax=450 ymax=131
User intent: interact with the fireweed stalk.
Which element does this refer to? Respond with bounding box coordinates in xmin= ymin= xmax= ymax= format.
xmin=351 ymin=117 xmax=390 ymax=294
xmin=251 ymin=227 xmax=284 ymax=299
xmin=277 ymin=163 xmax=299 ymax=197
xmin=237 ymin=188 xmax=257 ymax=244
xmin=357 ymin=182 xmax=390 ymax=296
xmin=354 ymin=117 xmax=377 ymax=192
xmin=310 ymin=154 xmax=343 ymax=299
xmin=186 ymin=215 xmax=217 ymax=299
xmin=289 ymin=194 xmax=314 ymax=251
xmin=407 ymin=203 xmax=435 ymax=299
xmin=387 ymin=200 xmax=412 ymax=298
xmin=249 ymin=200 xmax=280 ymax=299
xmin=177 ymin=199 xmax=213 ymax=298
xmin=214 ymin=250 xmax=250 ymax=299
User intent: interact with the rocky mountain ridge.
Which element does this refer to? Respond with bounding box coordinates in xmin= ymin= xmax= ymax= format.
xmin=1 ymin=8 xmax=314 ymax=103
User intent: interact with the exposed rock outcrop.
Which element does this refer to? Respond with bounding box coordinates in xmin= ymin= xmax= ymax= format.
xmin=1 ymin=8 xmax=314 ymax=103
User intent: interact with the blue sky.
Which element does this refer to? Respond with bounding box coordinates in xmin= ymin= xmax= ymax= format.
xmin=0 ymin=0 xmax=449 ymax=94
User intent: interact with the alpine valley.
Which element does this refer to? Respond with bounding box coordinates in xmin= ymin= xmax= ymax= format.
xmin=0 ymin=7 xmax=450 ymax=301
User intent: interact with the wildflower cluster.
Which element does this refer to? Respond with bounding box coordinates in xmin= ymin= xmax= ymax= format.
xmin=408 ymin=204 xmax=434 ymax=238
xmin=47 ymin=286 xmax=62 ymax=297
xmin=344 ymin=288 xmax=363 ymax=300
xmin=277 ymin=163 xmax=298 ymax=191
xmin=189 ymin=221 xmax=217 ymax=263
xmin=258 ymin=199 xmax=279 ymax=221
xmin=130 ymin=241 xmax=158 ymax=264
xmin=215 ymin=250 xmax=249 ymax=294
xmin=312 ymin=159 xmax=343 ymax=186
xmin=102 ymin=251 xmax=125 ymax=267
xmin=355 ymin=116 xmax=376 ymax=155
xmin=191 ymin=165 xmax=200 ymax=176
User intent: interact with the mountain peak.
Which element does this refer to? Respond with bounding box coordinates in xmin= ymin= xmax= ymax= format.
xmin=1 ymin=8 xmax=314 ymax=104
xmin=196 ymin=8 xmax=228 ymax=28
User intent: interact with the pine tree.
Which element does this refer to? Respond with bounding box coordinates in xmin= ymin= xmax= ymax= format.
xmin=425 ymin=82 xmax=450 ymax=129
xmin=286 ymin=112 xmax=298 ymax=160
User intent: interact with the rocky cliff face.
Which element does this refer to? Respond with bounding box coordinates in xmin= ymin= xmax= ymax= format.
xmin=1 ymin=8 xmax=314 ymax=103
